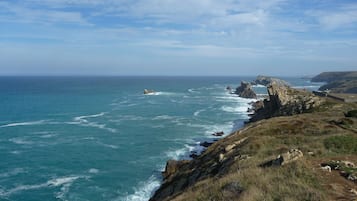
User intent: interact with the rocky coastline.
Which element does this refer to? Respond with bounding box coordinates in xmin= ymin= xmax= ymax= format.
xmin=150 ymin=75 xmax=357 ymax=201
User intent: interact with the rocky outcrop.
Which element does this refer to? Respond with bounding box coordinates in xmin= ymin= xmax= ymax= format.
xmin=321 ymin=160 xmax=357 ymax=184
xmin=234 ymin=81 xmax=257 ymax=99
xmin=249 ymin=81 xmax=323 ymax=122
xmin=261 ymin=149 xmax=304 ymax=167
xmin=162 ymin=160 xmax=190 ymax=181
xmin=252 ymin=75 xmax=289 ymax=87
xmin=144 ymin=89 xmax=155 ymax=94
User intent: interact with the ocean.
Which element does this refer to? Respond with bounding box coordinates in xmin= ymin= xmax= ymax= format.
xmin=0 ymin=76 xmax=322 ymax=201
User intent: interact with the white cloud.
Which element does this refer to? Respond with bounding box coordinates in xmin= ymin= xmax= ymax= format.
xmin=307 ymin=3 xmax=357 ymax=30
xmin=0 ymin=2 xmax=89 ymax=25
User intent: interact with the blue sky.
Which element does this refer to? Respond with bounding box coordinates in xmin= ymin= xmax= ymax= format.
xmin=0 ymin=0 xmax=356 ymax=76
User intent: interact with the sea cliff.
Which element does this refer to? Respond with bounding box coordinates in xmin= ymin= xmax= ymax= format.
xmin=150 ymin=76 xmax=357 ymax=201
xmin=312 ymin=71 xmax=357 ymax=93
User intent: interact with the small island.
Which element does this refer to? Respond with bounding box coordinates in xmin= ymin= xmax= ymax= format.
xmin=144 ymin=89 xmax=156 ymax=95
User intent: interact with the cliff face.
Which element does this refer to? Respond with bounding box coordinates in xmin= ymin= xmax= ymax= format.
xmin=249 ymin=81 xmax=323 ymax=122
xmin=150 ymin=80 xmax=357 ymax=201
xmin=312 ymin=71 xmax=357 ymax=93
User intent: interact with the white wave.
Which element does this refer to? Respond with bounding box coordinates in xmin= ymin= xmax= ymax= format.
xmin=71 ymin=113 xmax=117 ymax=133
xmin=165 ymin=147 xmax=190 ymax=160
xmin=88 ymin=168 xmax=99 ymax=174
xmin=97 ymin=141 xmax=119 ymax=149
xmin=0 ymin=168 xmax=26 ymax=178
xmin=122 ymin=175 xmax=161 ymax=201
xmin=221 ymin=105 xmax=249 ymax=113
xmin=152 ymin=115 xmax=175 ymax=120
xmin=1 ymin=176 xmax=81 ymax=197
xmin=9 ymin=137 xmax=33 ymax=145
xmin=9 ymin=150 xmax=21 ymax=155
xmin=40 ymin=134 xmax=57 ymax=138
xmin=47 ymin=176 xmax=79 ymax=187
xmin=83 ymin=137 xmax=95 ymax=140
xmin=292 ymin=85 xmax=320 ymax=89
xmin=73 ymin=112 xmax=106 ymax=123
xmin=203 ymin=121 xmax=234 ymax=136
xmin=0 ymin=120 xmax=47 ymax=128
xmin=146 ymin=92 xmax=181 ymax=96
xmin=188 ymin=88 xmax=199 ymax=93
xmin=193 ymin=109 xmax=205 ymax=116
xmin=252 ymin=84 xmax=266 ymax=88
xmin=113 ymin=115 xmax=147 ymax=123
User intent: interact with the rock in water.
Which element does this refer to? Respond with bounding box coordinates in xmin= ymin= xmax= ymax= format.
xmin=144 ymin=89 xmax=155 ymax=94
xmin=234 ymin=81 xmax=257 ymax=99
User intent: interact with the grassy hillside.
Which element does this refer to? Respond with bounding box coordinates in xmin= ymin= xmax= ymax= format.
xmin=150 ymin=98 xmax=357 ymax=201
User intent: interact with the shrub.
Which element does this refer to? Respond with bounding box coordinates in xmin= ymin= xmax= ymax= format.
xmin=324 ymin=135 xmax=357 ymax=154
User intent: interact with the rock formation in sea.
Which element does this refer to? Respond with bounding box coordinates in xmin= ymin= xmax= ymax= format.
xmin=234 ymin=81 xmax=257 ymax=99
xmin=144 ymin=89 xmax=155 ymax=94
xmin=252 ymin=75 xmax=290 ymax=87
xmin=150 ymin=75 xmax=357 ymax=201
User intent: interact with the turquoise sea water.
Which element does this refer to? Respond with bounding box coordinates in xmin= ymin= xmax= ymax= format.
xmin=0 ymin=76 xmax=322 ymax=201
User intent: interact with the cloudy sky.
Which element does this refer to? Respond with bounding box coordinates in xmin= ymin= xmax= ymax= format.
xmin=0 ymin=0 xmax=356 ymax=76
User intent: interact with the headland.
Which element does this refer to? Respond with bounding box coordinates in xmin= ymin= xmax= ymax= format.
xmin=150 ymin=74 xmax=357 ymax=201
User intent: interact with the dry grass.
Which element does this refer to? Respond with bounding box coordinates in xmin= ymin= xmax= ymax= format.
xmin=153 ymin=101 xmax=357 ymax=201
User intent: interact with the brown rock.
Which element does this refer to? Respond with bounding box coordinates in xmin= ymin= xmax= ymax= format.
xmin=234 ymin=81 xmax=257 ymax=99
xmin=162 ymin=160 xmax=189 ymax=181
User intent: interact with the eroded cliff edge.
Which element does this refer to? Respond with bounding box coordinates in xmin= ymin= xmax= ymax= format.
xmin=150 ymin=78 xmax=357 ymax=201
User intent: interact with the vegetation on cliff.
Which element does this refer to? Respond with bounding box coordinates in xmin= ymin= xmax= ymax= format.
xmin=150 ymin=79 xmax=357 ymax=201
xmin=312 ymin=71 xmax=357 ymax=93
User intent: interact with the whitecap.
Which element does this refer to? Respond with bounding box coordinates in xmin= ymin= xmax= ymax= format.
xmin=1 ymin=176 xmax=81 ymax=197
xmin=203 ymin=121 xmax=234 ymax=136
xmin=9 ymin=150 xmax=21 ymax=155
xmin=147 ymin=92 xmax=182 ymax=96
xmin=252 ymin=84 xmax=266 ymax=88
xmin=193 ymin=109 xmax=205 ymax=116
xmin=9 ymin=137 xmax=33 ymax=145
xmin=88 ymin=168 xmax=99 ymax=174
xmin=221 ymin=105 xmax=249 ymax=113
xmin=165 ymin=147 xmax=189 ymax=160
xmin=47 ymin=176 xmax=80 ymax=187
xmin=71 ymin=113 xmax=117 ymax=133
xmin=121 ymin=175 xmax=161 ymax=201
xmin=97 ymin=142 xmax=119 ymax=149
xmin=152 ymin=115 xmax=175 ymax=120
xmin=0 ymin=120 xmax=47 ymax=128
xmin=0 ymin=168 xmax=26 ymax=178
xmin=74 ymin=112 xmax=106 ymax=121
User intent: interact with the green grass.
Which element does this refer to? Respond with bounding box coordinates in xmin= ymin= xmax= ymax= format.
xmin=324 ymin=135 xmax=357 ymax=154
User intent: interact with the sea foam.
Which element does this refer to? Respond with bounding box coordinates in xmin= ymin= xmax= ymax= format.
xmin=0 ymin=120 xmax=48 ymax=128
xmin=122 ymin=175 xmax=160 ymax=201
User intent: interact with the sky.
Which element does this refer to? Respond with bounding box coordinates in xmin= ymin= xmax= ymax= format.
xmin=0 ymin=0 xmax=356 ymax=76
